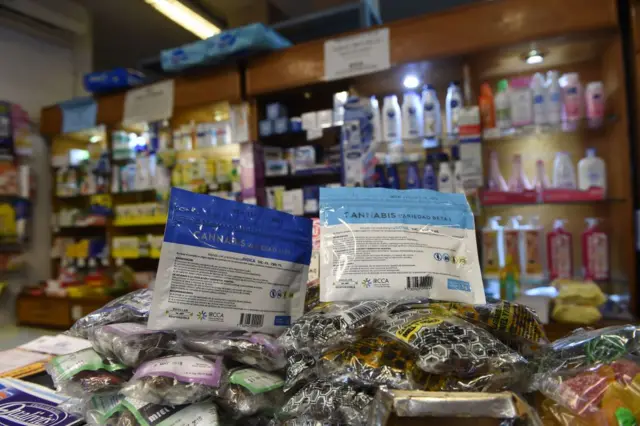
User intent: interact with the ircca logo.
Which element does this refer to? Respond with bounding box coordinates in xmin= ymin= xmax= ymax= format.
xmin=362 ymin=278 xmax=372 ymax=288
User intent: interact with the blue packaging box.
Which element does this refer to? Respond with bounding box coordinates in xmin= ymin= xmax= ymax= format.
xmin=266 ymin=103 xmax=288 ymax=120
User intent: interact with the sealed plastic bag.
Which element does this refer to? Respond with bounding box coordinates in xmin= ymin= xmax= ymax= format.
xmin=121 ymin=355 xmax=224 ymax=405
xmin=178 ymin=330 xmax=285 ymax=371
xmin=215 ymin=367 xmax=285 ymax=419
xmin=59 ymin=393 xmax=123 ymax=425
xmin=90 ymin=323 xmax=176 ymax=367
xmin=319 ymin=187 xmax=485 ymax=304
xmin=276 ymin=379 xmax=372 ymax=426
xmin=148 ymin=188 xmax=312 ymax=334
xmin=116 ymin=397 xmax=219 ymax=426
xmin=69 ymin=289 xmax=153 ymax=339
xmin=47 ymin=349 xmax=131 ymax=397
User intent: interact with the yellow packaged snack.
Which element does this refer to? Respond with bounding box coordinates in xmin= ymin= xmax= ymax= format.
xmin=552 ymin=301 xmax=602 ymax=325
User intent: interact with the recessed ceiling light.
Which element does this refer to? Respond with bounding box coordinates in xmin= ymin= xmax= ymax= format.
xmin=403 ymin=74 xmax=420 ymax=89
xmin=525 ymin=49 xmax=544 ymax=65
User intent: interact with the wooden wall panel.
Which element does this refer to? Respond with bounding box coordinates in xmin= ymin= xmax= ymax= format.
xmin=246 ymin=0 xmax=618 ymax=96
xmin=40 ymin=106 xmax=62 ymax=137
xmin=174 ymin=66 xmax=242 ymax=109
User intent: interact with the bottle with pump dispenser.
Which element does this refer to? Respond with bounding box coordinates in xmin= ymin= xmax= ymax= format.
xmin=521 ymin=216 xmax=545 ymax=282
xmin=482 ymin=216 xmax=504 ymax=278
xmin=531 ymin=73 xmax=547 ymax=126
xmin=582 ymin=218 xmax=609 ymax=281
xmin=488 ymin=151 xmax=508 ymax=192
xmin=547 ymin=219 xmax=573 ymax=280
xmin=382 ymin=95 xmax=402 ymax=143
xmin=577 ymin=148 xmax=606 ymax=194
xmin=402 ymin=92 xmax=423 ymax=140
xmin=495 ymin=79 xmax=511 ymax=130
xmin=423 ymin=155 xmax=438 ymax=190
xmin=437 ymin=153 xmax=454 ymax=192
xmin=422 ymin=85 xmax=441 ymax=140
xmin=508 ymin=154 xmax=532 ymax=192
xmin=546 ymin=71 xmax=563 ymax=126
xmin=446 ymin=82 xmax=463 ymax=137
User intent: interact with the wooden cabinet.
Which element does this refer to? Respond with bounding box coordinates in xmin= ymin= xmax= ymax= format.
xmin=16 ymin=295 xmax=111 ymax=329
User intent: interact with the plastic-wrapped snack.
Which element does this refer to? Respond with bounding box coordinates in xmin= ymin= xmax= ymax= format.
xmin=377 ymin=310 xmax=527 ymax=381
xmin=116 ymin=397 xmax=219 ymax=426
xmin=278 ymin=300 xmax=396 ymax=353
xmin=304 ymin=279 xmax=320 ymax=313
xmin=277 ymin=379 xmax=372 ymax=426
xmin=68 ymin=289 xmax=153 ymax=339
xmin=536 ymin=358 xmax=640 ymax=425
xmin=121 ymin=355 xmax=223 ymax=405
xmin=90 ymin=323 xmax=175 ymax=368
xmin=47 ymin=349 xmax=131 ymax=397
xmin=318 ymin=335 xmax=426 ymax=390
xmin=215 ymin=367 xmax=285 ymax=419
xmin=273 ymin=417 xmax=348 ymax=425
xmin=178 ymin=330 xmax=285 ymax=371
xmin=284 ymin=348 xmax=317 ymax=392
xmin=537 ymin=324 xmax=640 ymax=374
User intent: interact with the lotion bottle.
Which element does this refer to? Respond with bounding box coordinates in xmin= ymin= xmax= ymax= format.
xmin=423 ymin=154 xmax=438 ymax=190
xmin=547 ymin=219 xmax=573 ymax=280
xmin=578 ymin=148 xmax=606 ymax=193
xmin=422 ymin=84 xmax=441 ymax=140
xmin=446 ymin=81 xmax=463 ymax=137
xmin=504 ymin=216 xmax=524 ymax=281
xmin=383 ymin=95 xmax=402 ymax=143
xmin=406 ymin=162 xmax=421 ymax=189
xmin=402 ymin=92 xmax=423 ymax=140
xmin=585 ymin=81 xmax=605 ymax=128
xmin=452 ymin=145 xmax=463 ymax=193
xmin=437 ymin=153 xmax=454 ymax=192
xmin=533 ymin=159 xmax=551 ymax=192
xmin=495 ymin=79 xmax=511 ymax=130
xmin=582 ymin=218 xmax=609 ymax=281
xmin=531 ymin=72 xmax=547 ymax=126
xmin=546 ymin=71 xmax=563 ymax=126
xmin=553 ymin=152 xmax=578 ymax=189
xmin=370 ymin=96 xmax=383 ymax=145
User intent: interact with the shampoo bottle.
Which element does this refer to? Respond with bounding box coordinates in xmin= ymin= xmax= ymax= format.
xmin=552 ymin=152 xmax=578 ymax=189
xmin=582 ymin=218 xmax=609 ymax=281
xmin=406 ymin=162 xmax=421 ymax=189
xmin=547 ymin=219 xmax=573 ymax=280
xmin=446 ymin=81 xmax=463 ymax=137
xmin=402 ymin=92 xmax=423 ymax=140
xmin=577 ymin=148 xmax=606 ymax=193
xmin=422 ymin=85 xmax=441 ymax=140
xmin=482 ymin=216 xmax=504 ymax=278
xmin=383 ymin=95 xmax=402 ymax=143
xmin=488 ymin=151 xmax=508 ymax=192
xmin=546 ymin=71 xmax=563 ymax=126
xmin=479 ymin=82 xmax=496 ymax=130
xmin=531 ymin=72 xmax=547 ymax=126
xmin=437 ymin=153 xmax=454 ymax=192
xmin=522 ymin=216 xmax=545 ymax=282
xmin=508 ymin=154 xmax=532 ymax=192
xmin=495 ymin=79 xmax=511 ymax=130
xmin=423 ymin=155 xmax=438 ymax=190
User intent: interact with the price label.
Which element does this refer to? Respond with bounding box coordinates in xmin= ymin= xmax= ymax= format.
xmin=90 ymin=194 xmax=112 ymax=209
xmin=324 ymin=28 xmax=390 ymax=81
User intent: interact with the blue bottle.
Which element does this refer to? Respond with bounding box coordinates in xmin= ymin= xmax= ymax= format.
xmin=373 ymin=165 xmax=389 ymax=188
xmin=423 ymin=154 xmax=438 ymax=190
xmin=406 ymin=162 xmax=421 ymax=189
xmin=386 ymin=164 xmax=400 ymax=189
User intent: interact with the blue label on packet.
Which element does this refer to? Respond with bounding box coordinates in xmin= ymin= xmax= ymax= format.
xmin=447 ymin=278 xmax=471 ymax=292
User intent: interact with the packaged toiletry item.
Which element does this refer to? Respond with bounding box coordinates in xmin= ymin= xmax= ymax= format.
xmin=522 ymin=216 xmax=545 ymax=281
xmin=507 ymin=154 xmax=533 ymax=192
xmin=552 ymin=152 xmax=578 ymax=189
xmin=504 ymin=216 xmax=523 ymax=272
xmin=437 ymin=153 xmax=454 ymax=192
xmin=370 ymin=96 xmax=383 ymax=144
xmin=500 ymin=253 xmax=521 ymax=301
xmin=402 ymin=92 xmax=423 ymax=140
xmin=561 ymin=72 xmax=584 ymax=126
xmin=148 ymin=188 xmax=312 ymax=333
xmin=582 ymin=218 xmax=609 ymax=281
xmin=451 ymin=145 xmax=463 ymax=192
xmin=509 ymin=77 xmax=534 ymax=127
xmin=303 ymin=185 xmax=320 ymax=214
xmin=531 ymin=72 xmax=547 ymax=126
xmin=386 ymin=164 xmax=400 ymax=189
xmin=578 ymin=148 xmax=607 ymax=193
xmin=422 ymin=155 xmax=437 ymax=190
xmin=319 ymin=187 xmax=485 ymax=304
xmin=546 ymin=70 xmax=563 ymax=126
xmin=422 ymin=84 xmax=441 ymax=139
xmin=446 ymin=81 xmax=463 ymax=136
xmin=479 ymin=82 xmax=496 ymax=130
xmin=495 ymin=79 xmax=511 ymax=130
xmin=488 ymin=150 xmax=508 ymax=191
xmin=533 ymin=159 xmax=551 ymax=191
xmin=586 ymin=81 xmax=605 ymax=127
xmin=382 ymin=95 xmax=401 ymax=142
xmin=482 ymin=216 xmax=504 ymax=278
xmin=405 ymin=162 xmax=421 ymax=189
xmin=547 ymin=219 xmax=573 ymax=280
xmin=372 ymin=165 xmax=388 ymax=188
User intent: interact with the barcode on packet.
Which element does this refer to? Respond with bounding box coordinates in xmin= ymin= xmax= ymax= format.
xmin=239 ymin=313 xmax=264 ymax=328
xmin=406 ymin=275 xmax=434 ymax=290
xmin=342 ymin=302 xmax=379 ymax=325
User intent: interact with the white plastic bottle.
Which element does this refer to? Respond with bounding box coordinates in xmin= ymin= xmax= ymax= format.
xmin=402 ymin=92 xmax=423 ymax=140
xmin=546 ymin=71 xmax=563 ymax=126
xmin=437 ymin=153 xmax=454 ymax=192
xmin=531 ymin=72 xmax=547 ymax=126
xmin=578 ymin=148 xmax=607 ymax=193
xmin=552 ymin=152 xmax=578 ymax=189
xmin=370 ymin=96 xmax=383 ymax=145
xmin=382 ymin=95 xmax=402 ymax=143
xmin=495 ymin=79 xmax=511 ymax=130
xmin=509 ymin=77 xmax=533 ymax=127
xmin=422 ymin=85 xmax=441 ymax=140
xmin=446 ymin=81 xmax=463 ymax=137
xmin=561 ymin=72 xmax=584 ymax=129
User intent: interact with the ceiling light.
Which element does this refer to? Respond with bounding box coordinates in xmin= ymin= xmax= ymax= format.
xmin=525 ymin=49 xmax=544 ymax=65
xmin=403 ymin=74 xmax=420 ymax=89
xmin=145 ymin=0 xmax=221 ymax=40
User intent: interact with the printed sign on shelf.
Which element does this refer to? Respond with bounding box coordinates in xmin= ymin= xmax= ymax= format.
xmin=324 ymin=28 xmax=390 ymax=81
xmin=123 ymin=80 xmax=174 ymax=125
xmin=60 ymin=97 xmax=97 ymax=134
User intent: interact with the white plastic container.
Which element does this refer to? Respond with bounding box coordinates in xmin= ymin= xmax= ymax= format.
xmin=370 ymin=96 xmax=383 ymax=145
xmin=552 ymin=151 xmax=578 ymax=189
xmin=482 ymin=216 xmax=504 ymax=278
xmin=546 ymin=71 xmax=563 ymax=126
xmin=561 ymin=72 xmax=584 ymax=127
xmin=382 ymin=95 xmax=402 ymax=142
xmin=402 ymin=92 xmax=424 ymax=140
xmin=446 ymin=81 xmax=463 ymax=136
xmin=578 ymin=148 xmax=606 ymax=193
xmin=422 ymin=85 xmax=441 ymax=139
xmin=495 ymin=79 xmax=511 ymax=130
xmin=531 ymin=73 xmax=547 ymax=126
xmin=585 ymin=81 xmax=605 ymax=128
xmin=509 ymin=77 xmax=533 ymax=127
xmin=437 ymin=153 xmax=454 ymax=192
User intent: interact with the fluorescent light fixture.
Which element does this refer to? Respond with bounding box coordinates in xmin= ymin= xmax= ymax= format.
xmin=403 ymin=74 xmax=420 ymax=89
xmin=525 ymin=49 xmax=544 ymax=65
xmin=145 ymin=0 xmax=221 ymax=39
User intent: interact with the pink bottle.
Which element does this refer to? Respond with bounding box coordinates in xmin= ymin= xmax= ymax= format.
xmin=507 ymin=154 xmax=532 ymax=192
xmin=561 ymin=73 xmax=583 ymax=130
xmin=547 ymin=219 xmax=573 ymax=280
xmin=532 ymin=159 xmax=551 ymax=192
xmin=582 ymin=218 xmax=609 ymax=281
xmin=488 ymin=151 xmax=508 ymax=192
xmin=585 ymin=81 xmax=605 ymax=128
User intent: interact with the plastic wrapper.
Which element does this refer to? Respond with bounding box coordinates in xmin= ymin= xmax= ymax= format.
xmin=47 ymin=349 xmax=131 ymax=397
xmin=59 ymin=393 xmax=124 ymax=425
xmin=90 ymin=323 xmax=176 ymax=367
xmin=283 ymin=348 xmax=318 ymax=392
xmin=273 ymin=417 xmax=348 ymax=425
xmin=276 ymin=379 xmax=373 ymax=426
xmin=115 ymin=397 xmax=219 ymax=426
xmin=214 ymin=367 xmax=285 ymax=419
xmin=178 ymin=330 xmax=285 ymax=371
xmin=375 ymin=309 xmax=527 ymax=390
xmin=121 ymin=355 xmax=224 ymax=405
xmin=304 ymin=279 xmax=320 ymax=313
xmin=68 ymin=289 xmax=153 ymax=339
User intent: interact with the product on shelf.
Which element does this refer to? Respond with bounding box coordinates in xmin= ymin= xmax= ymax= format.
xmin=586 ymin=81 xmax=605 ymax=128
xmin=437 ymin=152 xmax=453 ymax=192
xmin=495 ymin=78 xmax=511 ymax=130
xmin=446 ymin=81 xmax=463 ymax=137
xmin=522 ymin=216 xmax=546 ymax=282
xmin=546 ymin=70 xmax=563 ymax=126
xmin=401 ymin=91 xmax=423 ymax=140
xmin=482 ymin=216 xmax=504 ymax=278
xmin=508 ymin=154 xmax=533 ymax=192
xmin=533 ymin=159 xmax=551 ymax=191
xmin=382 ymin=95 xmax=401 ymax=143
xmin=553 ymin=151 xmax=578 ymax=189
xmin=552 ymin=279 xmax=607 ymax=325
xmin=488 ymin=150 xmax=508 ymax=192
xmin=547 ymin=219 xmax=574 ymax=280
xmin=582 ymin=218 xmax=609 ymax=281
xmin=578 ymin=148 xmax=607 ymax=193
xmin=509 ymin=76 xmax=534 ymax=127
xmin=531 ymin=72 xmax=547 ymax=126
xmin=422 ymin=84 xmax=441 ymax=139
xmin=561 ymin=72 xmax=584 ymax=129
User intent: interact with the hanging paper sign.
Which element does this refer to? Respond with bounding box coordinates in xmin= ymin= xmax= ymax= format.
xmin=324 ymin=28 xmax=390 ymax=81
xmin=60 ymin=97 xmax=97 ymax=134
xmin=123 ymin=80 xmax=174 ymax=125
